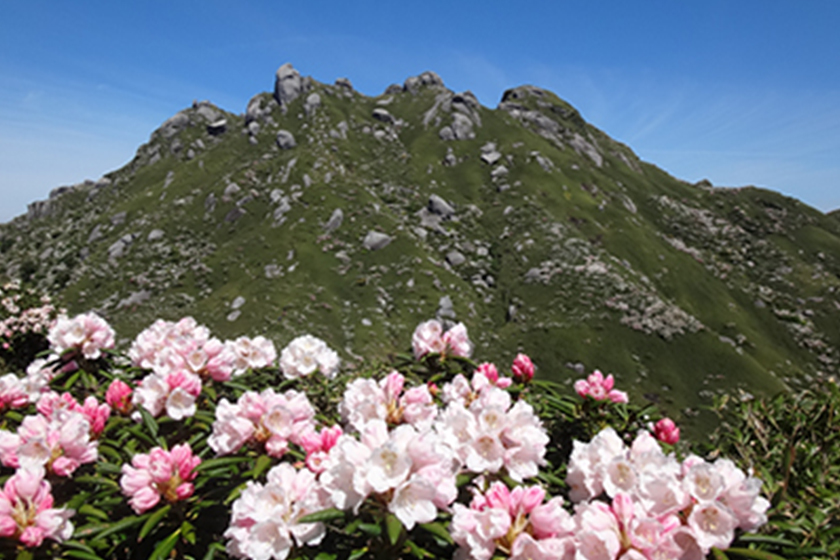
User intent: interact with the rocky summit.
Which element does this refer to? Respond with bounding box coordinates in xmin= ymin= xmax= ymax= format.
xmin=3 ymin=63 xmax=840 ymax=430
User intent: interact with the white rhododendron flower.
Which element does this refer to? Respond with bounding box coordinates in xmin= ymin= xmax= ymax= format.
xmin=48 ymin=312 xmax=115 ymax=360
xmin=279 ymin=335 xmax=340 ymax=379
xmin=225 ymin=463 xmax=328 ymax=560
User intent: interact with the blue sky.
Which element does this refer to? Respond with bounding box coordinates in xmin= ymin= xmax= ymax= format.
xmin=1 ymin=0 xmax=839 ymax=222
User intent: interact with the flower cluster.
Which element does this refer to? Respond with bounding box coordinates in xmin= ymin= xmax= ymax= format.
xmin=279 ymin=334 xmax=340 ymax=379
xmin=566 ymin=427 xmax=770 ymax=556
xmin=120 ymin=443 xmax=201 ymax=514
xmin=0 ymin=391 xmax=101 ymax=476
xmin=574 ymin=370 xmax=629 ymax=403
xmin=225 ymin=463 xmax=328 ymax=560
xmin=209 ymin=388 xmax=317 ymax=457
xmin=411 ymin=319 xmax=473 ymax=359
xmin=0 ymin=468 xmax=74 ymax=547
xmin=0 ymin=310 xmax=773 ymax=559
xmin=451 ymin=482 xmax=575 ymax=560
xmin=48 ymin=311 xmax=115 ymax=360
xmin=0 ymin=282 xmax=60 ymax=351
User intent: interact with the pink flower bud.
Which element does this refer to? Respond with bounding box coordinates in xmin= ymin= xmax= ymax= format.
xmin=476 ymin=362 xmax=499 ymax=384
xmin=106 ymin=380 xmax=133 ymax=414
xmin=654 ymin=418 xmax=680 ymax=445
xmin=511 ymin=353 xmax=535 ymax=382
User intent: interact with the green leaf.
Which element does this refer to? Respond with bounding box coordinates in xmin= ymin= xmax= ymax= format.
xmin=735 ymin=534 xmax=798 ymax=548
xmin=348 ymin=548 xmax=369 ymax=560
xmin=138 ymin=405 xmax=160 ymax=439
xmin=245 ymin=454 xmax=272 ymax=479
xmin=78 ymin=504 xmax=110 ymax=521
xmin=138 ymin=504 xmax=171 ymax=541
xmin=297 ymin=507 xmax=346 ymax=524
xmin=386 ymin=513 xmax=403 ymax=545
xmin=201 ymin=542 xmax=227 ymax=560
xmin=711 ymin=548 xmax=729 ymax=560
xmin=405 ymin=540 xmax=434 ymax=558
xmin=181 ymin=520 xmax=196 ymax=545
xmin=62 ymin=551 xmax=105 ymax=560
xmin=357 ymin=522 xmax=381 ymax=537
xmin=420 ymin=522 xmax=453 ymax=545
xmin=89 ymin=514 xmax=149 ymax=542
xmin=725 ymin=547 xmax=787 ymax=560
xmin=313 ymin=553 xmax=337 ymax=560
xmin=194 ymin=456 xmax=252 ymax=473
xmin=149 ymin=528 xmax=181 ymax=560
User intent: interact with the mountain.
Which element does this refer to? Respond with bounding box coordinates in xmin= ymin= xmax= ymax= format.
xmin=3 ymin=63 xmax=840 ymax=432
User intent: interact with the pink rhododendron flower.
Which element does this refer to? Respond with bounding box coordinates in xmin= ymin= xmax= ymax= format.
xmin=0 ymin=468 xmax=74 ymax=547
xmin=227 ymin=335 xmax=277 ymax=375
xmin=225 ymin=463 xmax=328 ymax=560
xmin=574 ymin=370 xmax=629 ymax=403
xmin=279 ymin=334 xmax=340 ymax=379
xmin=340 ymin=371 xmax=438 ymax=432
xmin=120 ymin=443 xmax=201 ymax=514
xmin=48 ymin=312 xmax=115 ymax=360
xmin=653 ymin=417 xmax=680 ymax=445
xmin=451 ymin=481 xmax=575 ymax=560
xmin=13 ymin=411 xmax=98 ymax=476
xmin=412 ymin=319 xmax=473 ymax=359
xmin=132 ymin=369 xmax=202 ymax=420
xmin=300 ymin=425 xmax=343 ymax=473
xmin=37 ymin=391 xmax=110 ymax=437
xmin=208 ymin=388 xmax=317 ymax=457
xmin=511 ymin=353 xmax=535 ymax=382
xmin=0 ymin=373 xmax=29 ymax=410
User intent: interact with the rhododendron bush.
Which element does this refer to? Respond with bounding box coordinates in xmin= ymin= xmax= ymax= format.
xmin=0 ymin=303 xmax=816 ymax=560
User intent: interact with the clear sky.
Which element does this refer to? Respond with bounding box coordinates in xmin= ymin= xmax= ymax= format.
xmin=1 ymin=0 xmax=839 ymax=222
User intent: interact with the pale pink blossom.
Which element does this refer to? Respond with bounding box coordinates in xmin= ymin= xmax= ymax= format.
xmin=442 ymin=322 xmax=473 ymax=358
xmin=132 ymin=369 xmax=202 ymax=420
xmin=411 ymin=319 xmax=445 ymax=358
xmin=227 ymin=335 xmax=277 ymax=375
xmin=48 ymin=312 xmax=115 ymax=360
xmin=279 ymin=335 xmax=340 ymax=379
xmin=574 ymin=370 xmax=629 ymax=403
xmin=299 ymin=425 xmax=343 ymax=473
xmin=120 ymin=443 xmax=201 ymax=514
xmin=208 ymin=388 xmax=316 ymax=457
xmin=339 ymin=371 xmax=437 ymax=432
xmin=451 ymin=482 xmax=575 ymax=560
xmin=0 ymin=468 xmax=74 ymax=547
xmin=225 ymin=463 xmax=328 ymax=560
xmin=0 ymin=373 xmax=28 ymax=409
xmin=412 ymin=319 xmax=473 ymax=359
xmin=14 ymin=411 xmax=98 ymax=476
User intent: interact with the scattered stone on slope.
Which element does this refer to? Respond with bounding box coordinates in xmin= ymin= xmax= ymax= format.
xmin=569 ymin=133 xmax=603 ymax=167
xmin=205 ymin=193 xmax=217 ymax=213
xmin=304 ymin=93 xmax=321 ymax=116
xmin=163 ymin=170 xmax=175 ymax=189
xmin=437 ymin=295 xmax=456 ymax=319
xmin=363 ymin=231 xmax=392 ymax=250
xmin=117 ymin=290 xmax=151 ymax=309
xmin=108 ymin=233 xmax=136 ymax=259
xmin=324 ymin=208 xmax=344 ymax=232
xmin=87 ymin=225 xmax=104 ymax=244
xmin=276 ymin=130 xmax=297 ymax=150
xmin=428 ymin=195 xmax=455 ymax=218
xmin=194 ymin=101 xmax=221 ymax=123
xmin=231 ymin=296 xmax=246 ymax=310
xmin=207 ymin=119 xmax=227 ymax=135
xmin=446 ymin=250 xmax=466 ymax=266
xmin=264 ymin=264 xmax=283 ymax=279
xmin=372 ymin=108 xmax=395 ymax=124
xmin=111 ymin=212 xmax=127 ymax=226
xmin=147 ymin=229 xmax=164 ymax=242
xmin=225 ymin=207 xmax=246 ymax=222
xmin=335 ymin=77 xmax=353 ymax=90
xmin=224 ymin=183 xmax=241 ymax=199
xmin=480 ymin=142 xmax=502 ymax=165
